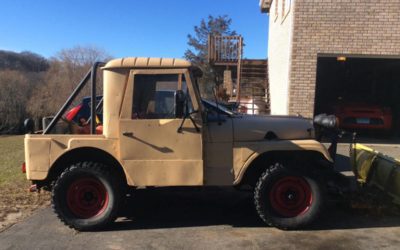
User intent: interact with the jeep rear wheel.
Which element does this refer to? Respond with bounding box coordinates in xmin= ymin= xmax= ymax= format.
xmin=52 ymin=162 xmax=121 ymax=231
xmin=254 ymin=163 xmax=324 ymax=230
xmin=66 ymin=177 xmax=109 ymax=219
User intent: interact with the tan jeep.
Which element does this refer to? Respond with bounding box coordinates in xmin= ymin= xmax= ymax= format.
xmin=24 ymin=57 xmax=337 ymax=231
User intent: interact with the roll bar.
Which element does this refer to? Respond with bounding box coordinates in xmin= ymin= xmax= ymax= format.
xmin=43 ymin=62 xmax=105 ymax=134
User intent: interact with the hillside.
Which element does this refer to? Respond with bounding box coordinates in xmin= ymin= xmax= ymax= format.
xmin=0 ymin=50 xmax=49 ymax=72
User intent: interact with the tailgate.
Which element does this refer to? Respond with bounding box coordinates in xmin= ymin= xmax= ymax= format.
xmin=24 ymin=136 xmax=51 ymax=180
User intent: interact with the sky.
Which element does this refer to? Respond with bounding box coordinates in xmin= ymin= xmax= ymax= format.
xmin=0 ymin=0 xmax=269 ymax=59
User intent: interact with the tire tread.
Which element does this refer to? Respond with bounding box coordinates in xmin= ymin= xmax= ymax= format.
xmin=254 ymin=163 xmax=324 ymax=230
xmin=51 ymin=161 xmax=121 ymax=231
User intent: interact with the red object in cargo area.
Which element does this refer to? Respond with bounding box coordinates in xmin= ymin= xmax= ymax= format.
xmin=65 ymin=104 xmax=82 ymax=121
xmin=333 ymin=103 xmax=392 ymax=131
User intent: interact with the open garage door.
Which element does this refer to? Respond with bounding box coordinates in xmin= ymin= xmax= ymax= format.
xmin=314 ymin=56 xmax=400 ymax=137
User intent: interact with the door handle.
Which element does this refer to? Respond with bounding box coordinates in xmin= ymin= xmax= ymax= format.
xmin=122 ymin=132 xmax=134 ymax=137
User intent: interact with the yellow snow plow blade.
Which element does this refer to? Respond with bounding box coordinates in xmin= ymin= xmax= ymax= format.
xmin=350 ymin=143 xmax=400 ymax=205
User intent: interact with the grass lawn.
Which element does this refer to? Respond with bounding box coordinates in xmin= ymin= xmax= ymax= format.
xmin=0 ymin=136 xmax=26 ymax=187
xmin=0 ymin=135 xmax=50 ymax=230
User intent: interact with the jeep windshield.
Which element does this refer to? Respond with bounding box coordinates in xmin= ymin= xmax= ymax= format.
xmin=190 ymin=69 xmax=237 ymax=117
xmin=201 ymin=99 xmax=235 ymax=116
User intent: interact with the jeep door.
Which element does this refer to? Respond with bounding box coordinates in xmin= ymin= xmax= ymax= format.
xmin=119 ymin=69 xmax=203 ymax=186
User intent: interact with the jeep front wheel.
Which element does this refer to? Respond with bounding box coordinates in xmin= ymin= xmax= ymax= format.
xmin=254 ymin=163 xmax=324 ymax=230
xmin=52 ymin=162 xmax=121 ymax=231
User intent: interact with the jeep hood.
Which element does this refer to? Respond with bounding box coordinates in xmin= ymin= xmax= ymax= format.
xmin=233 ymin=115 xmax=314 ymax=142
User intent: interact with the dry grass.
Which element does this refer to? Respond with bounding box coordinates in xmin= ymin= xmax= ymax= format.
xmin=0 ymin=136 xmax=25 ymax=186
xmin=0 ymin=136 xmax=50 ymax=231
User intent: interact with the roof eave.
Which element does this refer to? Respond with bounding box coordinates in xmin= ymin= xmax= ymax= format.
xmin=103 ymin=57 xmax=192 ymax=70
xmin=260 ymin=0 xmax=272 ymax=13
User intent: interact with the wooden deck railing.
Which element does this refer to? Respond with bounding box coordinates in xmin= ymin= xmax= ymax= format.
xmin=208 ymin=35 xmax=243 ymax=65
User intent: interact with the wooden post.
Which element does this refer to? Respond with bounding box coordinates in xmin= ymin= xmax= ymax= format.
xmin=236 ymin=36 xmax=243 ymax=102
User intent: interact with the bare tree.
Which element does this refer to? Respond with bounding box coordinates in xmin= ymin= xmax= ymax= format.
xmin=27 ymin=46 xmax=112 ymax=124
xmin=0 ymin=46 xmax=111 ymax=133
xmin=0 ymin=70 xmax=34 ymax=132
xmin=54 ymin=45 xmax=111 ymax=91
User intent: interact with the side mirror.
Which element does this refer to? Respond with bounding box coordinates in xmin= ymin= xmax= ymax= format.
xmin=175 ymin=90 xmax=186 ymax=118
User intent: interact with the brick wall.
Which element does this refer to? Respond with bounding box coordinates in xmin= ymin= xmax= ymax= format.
xmin=289 ymin=0 xmax=400 ymax=117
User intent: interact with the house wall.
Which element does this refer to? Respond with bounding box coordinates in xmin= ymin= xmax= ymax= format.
xmin=289 ymin=0 xmax=400 ymax=117
xmin=267 ymin=0 xmax=294 ymax=115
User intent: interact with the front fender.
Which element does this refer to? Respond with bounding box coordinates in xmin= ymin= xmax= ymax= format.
xmin=233 ymin=139 xmax=332 ymax=185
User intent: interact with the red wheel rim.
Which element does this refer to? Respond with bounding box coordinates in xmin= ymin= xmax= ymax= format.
xmin=66 ymin=177 xmax=109 ymax=219
xmin=269 ymin=176 xmax=313 ymax=217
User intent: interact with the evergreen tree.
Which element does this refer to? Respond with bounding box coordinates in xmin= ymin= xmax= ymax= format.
xmin=184 ymin=15 xmax=237 ymax=97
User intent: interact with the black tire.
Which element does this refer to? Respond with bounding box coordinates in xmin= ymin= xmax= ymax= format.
xmin=52 ymin=162 xmax=122 ymax=231
xmin=254 ymin=163 xmax=324 ymax=230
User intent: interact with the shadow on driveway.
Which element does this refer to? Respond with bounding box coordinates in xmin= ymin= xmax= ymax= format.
xmin=106 ymin=186 xmax=400 ymax=232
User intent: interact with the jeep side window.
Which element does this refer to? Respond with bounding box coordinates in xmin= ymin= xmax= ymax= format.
xmin=132 ymin=74 xmax=192 ymax=119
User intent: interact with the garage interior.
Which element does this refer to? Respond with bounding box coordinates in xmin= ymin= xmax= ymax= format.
xmin=314 ymin=56 xmax=400 ymax=137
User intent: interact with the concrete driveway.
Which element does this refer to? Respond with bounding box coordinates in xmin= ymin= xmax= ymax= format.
xmin=1 ymin=185 xmax=400 ymax=250
xmin=1 ymin=144 xmax=400 ymax=250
